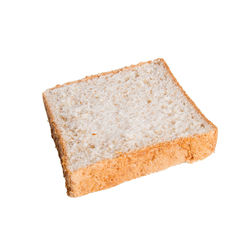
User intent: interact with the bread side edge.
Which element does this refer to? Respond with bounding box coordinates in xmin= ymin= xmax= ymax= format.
xmin=42 ymin=93 xmax=73 ymax=194
xmin=68 ymin=129 xmax=217 ymax=197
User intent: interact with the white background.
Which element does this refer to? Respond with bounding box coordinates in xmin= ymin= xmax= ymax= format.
xmin=1 ymin=1 xmax=249 ymax=249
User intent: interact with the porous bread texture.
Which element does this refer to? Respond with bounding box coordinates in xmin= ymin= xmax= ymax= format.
xmin=44 ymin=59 xmax=212 ymax=171
xmin=43 ymin=58 xmax=217 ymax=197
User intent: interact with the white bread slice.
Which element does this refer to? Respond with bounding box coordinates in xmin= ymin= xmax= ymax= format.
xmin=43 ymin=58 xmax=217 ymax=197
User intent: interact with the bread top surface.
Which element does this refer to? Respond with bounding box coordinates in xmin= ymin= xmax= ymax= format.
xmin=44 ymin=59 xmax=213 ymax=171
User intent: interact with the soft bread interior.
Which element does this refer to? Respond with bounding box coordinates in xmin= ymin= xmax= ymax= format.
xmin=44 ymin=59 xmax=212 ymax=171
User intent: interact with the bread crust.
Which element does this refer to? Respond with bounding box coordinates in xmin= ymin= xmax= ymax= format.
xmin=43 ymin=59 xmax=218 ymax=197
xmin=43 ymin=93 xmax=74 ymax=192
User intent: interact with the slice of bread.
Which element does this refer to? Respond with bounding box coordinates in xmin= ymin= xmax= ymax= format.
xmin=43 ymin=58 xmax=217 ymax=197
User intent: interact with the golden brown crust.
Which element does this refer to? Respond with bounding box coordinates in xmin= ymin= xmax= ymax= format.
xmin=43 ymin=93 xmax=73 ymax=193
xmin=43 ymin=58 xmax=218 ymax=197
xmin=69 ymin=129 xmax=217 ymax=197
